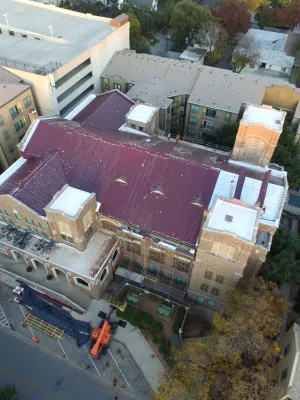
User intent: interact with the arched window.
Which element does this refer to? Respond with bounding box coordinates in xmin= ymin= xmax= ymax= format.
xmin=101 ymin=219 xmax=117 ymax=233
xmin=75 ymin=277 xmax=90 ymax=288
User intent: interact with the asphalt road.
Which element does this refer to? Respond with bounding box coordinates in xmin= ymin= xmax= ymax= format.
xmin=0 ymin=327 xmax=132 ymax=400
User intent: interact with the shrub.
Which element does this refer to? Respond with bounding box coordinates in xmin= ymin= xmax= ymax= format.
xmin=159 ymin=336 xmax=171 ymax=354
xmin=150 ymin=321 xmax=164 ymax=333
xmin=141 ymin=312 xmax=153 ymax=326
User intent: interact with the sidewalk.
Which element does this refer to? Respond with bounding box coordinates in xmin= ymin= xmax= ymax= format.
xmin=73 ymin=296 xmax=165 ymax=393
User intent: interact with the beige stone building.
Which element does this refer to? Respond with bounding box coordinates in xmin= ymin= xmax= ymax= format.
xmin=0 ymin=92 xmax=288 ymax=311
xmin=101 ymin=50 xmax=300 ymax=140
xmin=0 ymin=0 xmax=129 ymax=117
xmin=275 ymin=324 xmax=300 ymax=400
xmin=0 ymin=67 xmax=37 ymax=171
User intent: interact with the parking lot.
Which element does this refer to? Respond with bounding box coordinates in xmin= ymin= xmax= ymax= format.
xmin=0 ymin=283 xmax=152 ymax=400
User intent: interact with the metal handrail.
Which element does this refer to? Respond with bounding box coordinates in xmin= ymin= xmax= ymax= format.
xmin=0 ymin=57 xmax=62 ymax=75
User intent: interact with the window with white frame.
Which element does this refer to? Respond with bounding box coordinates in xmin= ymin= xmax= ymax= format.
xmin=191 ymin=105 xmax=199 ymax=114
xmin=58 ymin=221 xmax=73 ymax=243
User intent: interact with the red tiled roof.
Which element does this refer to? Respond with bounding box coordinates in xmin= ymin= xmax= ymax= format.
xmin=19 ymin=120 xmax=222 ymax=245
xmin=73 ymin=91 xmax=134 ymax=130
xmin=0 ymin=153 xmax=66 ymax=215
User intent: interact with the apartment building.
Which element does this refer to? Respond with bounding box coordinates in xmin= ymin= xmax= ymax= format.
xmin=0 ymin=0 xmax=129 ymax=117
xmin=275 ymin=324 xmax=300 ymax=400
xmin=0 ymin=67 xmax=37 ymax=171
xmin=101 ymin=50 xmax=300 ymax=139
xmin=0 ymin=88 xmax=288 ymax=310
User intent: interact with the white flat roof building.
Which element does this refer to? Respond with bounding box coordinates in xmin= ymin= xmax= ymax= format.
xmin=0 ymin=1 xmax=130 ymax=116
xmin=48 ymin=186 xmax=93 ymax=218
xmin=241 ymin=104 xmax=286 ymax=131
xmin=127 ymin=104 xmax=158 ymax=124
xmin=235 ymin=29 xmax=295 ymax=79
xmin=207 ymin=198 xmax=259 ymax=241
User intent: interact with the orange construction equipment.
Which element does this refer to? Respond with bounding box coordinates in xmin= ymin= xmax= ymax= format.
xmin=90 ymin=319 xmax=112 ymax=359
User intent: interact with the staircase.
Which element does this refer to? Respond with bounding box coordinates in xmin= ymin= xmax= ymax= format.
xmin=68 ymin=285 xmax=92 ymax=310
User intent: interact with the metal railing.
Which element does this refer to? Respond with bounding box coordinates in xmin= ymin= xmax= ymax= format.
xmin=164 ymin=131 xmax=233 ymax=154
xmin=0 ymin=57 xmax=62 ymax=75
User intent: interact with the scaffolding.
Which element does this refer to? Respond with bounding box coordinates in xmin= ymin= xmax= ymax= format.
xmin=24 ymin=313 xmax=64 ymax=339
xmin=117 ymin=228 xmax=193 ymax=300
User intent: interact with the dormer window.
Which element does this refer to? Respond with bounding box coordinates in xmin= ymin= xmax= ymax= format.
xmin=151 ymin=184 xmax=164 ymax=196
xmin=225 ymin=215 xmax=233 ymax=222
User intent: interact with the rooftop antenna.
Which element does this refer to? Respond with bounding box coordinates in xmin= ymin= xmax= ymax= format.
xmin=3 ymin=14 xmax=9 ymax=25
xmin=48 ymin=25 xmax=54 ymax=39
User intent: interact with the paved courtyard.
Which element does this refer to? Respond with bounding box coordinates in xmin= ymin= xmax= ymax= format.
xmin=0 ymin=283 xmax=153 ymax=400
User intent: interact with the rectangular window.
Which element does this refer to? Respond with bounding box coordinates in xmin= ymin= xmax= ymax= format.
xmin=200 ymin=283 xmax=209 ymax=292
xmin=113 ymin=83 xmax=121 ymax=90
xmin=14 ymin=119 xmax=24 ymax=132
xmin=207 ymin=300 xmax=216 ymax=307
xmin=191 ymin=105 xmax=199 ymax=114
xmin=281 ymin=67 xmax=287 ymax=72
xmin=138 ymin=127 xmax=144 ymax=132
xmin=215 ymin=275 xmax=225 ymax=284
xmin=180 ymin=95 xmax=185 ymax=103
xmin=3 ymin=131 xmax=9 ymax=141
xmin=197 ymin=296 xmax=205 ymax=304
xmin=284 ymin=344 xmax=290 ymax=356
xmin=9 ymin=218 xmax=14 ymax=224
xmin=9 ymin=31 xmax=14 ymax=36
xmin=39 ymin=223 xmax=44 ymax=229
xmin=187 ymin=128 xmax=196 ymax=136
xmin=23 ymin=96 xmax=32 ymax=108
xmin=281 ymin=369 xmax=288 ymax=381
xmin=174 ymin=256 xmax=191 ymax=272
xmin=15 ymin=214 xmax=22 ymax=220
xmin=189 ymin=117 xmax=197 ymax=126
xmin=58 ymin=221 xmax=72 ymax=236
xmin=205 ymin=108 xmax=217 ymax=118
xmin=174 ymin=276 xmax=187 ymax=285
xmin=0 ymin=115 xmax=4 ymax=126
xmin=149 ymin=247 xmax=165 ymax=264
xmin=8 ymin=144 xmax=14 ymax=153
xmin=203 ymin=120 xmax=215 ymax=130
xmin=127 ymin=240 xmax=141 ymax=256
xmin=68 ymin=236 xmax=74 ymax=243
xmin=179 ymin=106 xmax=185 ymax=115
xmin=211 ymin=287 xmax=220 ymax=296
xmin=204 ymin=270 xmax=213 ymax=280
xmin=61 ymin=233 xmax=67 ymax=240
xmin=224 ymin=112 xmax=231 ymax=122
xmin=104 ymin=78 xmax=109 ymax=87
xmin=9 ymin=105 xmax=19 ymax=119
xmin=130 ymin=124 xmax=136 ymax=129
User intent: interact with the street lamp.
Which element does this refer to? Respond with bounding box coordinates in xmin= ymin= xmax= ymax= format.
xmin=166 ymin=34 xmax=170 ymax=54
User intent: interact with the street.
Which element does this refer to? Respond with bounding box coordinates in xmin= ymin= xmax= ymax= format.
xmin=0 ymin=327 xmax=133 ymax=400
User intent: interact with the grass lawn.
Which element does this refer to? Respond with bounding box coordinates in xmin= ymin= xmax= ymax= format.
xmin=116 ymin=286 xmax=186 ymax=365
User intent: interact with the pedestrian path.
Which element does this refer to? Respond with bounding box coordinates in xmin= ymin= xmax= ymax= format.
xmin=0 ymin=304 xmax=10 ymax=328
xmin=73 ymin=297 xmax=165 ymax=394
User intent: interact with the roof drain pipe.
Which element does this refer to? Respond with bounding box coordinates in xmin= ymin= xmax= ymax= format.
xmin=178 ymin=306 xmax=189 ymax=349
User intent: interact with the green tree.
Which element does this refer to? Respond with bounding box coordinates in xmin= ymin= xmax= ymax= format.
xmin=206 ymin=28 xmax=229 ymax=65
xmin=272 ymin=125 xmax=300 ymax=189
xmin=157 ymin=278 xmax=290 ymax=400
xmin=171 ymin=0 xmax=214 ymax=45
xmin=263 ymin=228 xmax=300 ymax=285
xmin=0 ymin=385 xmax=17 ymax=400
xmin=155 ymin=1 xmax=174 ymax=30
xmin=254 ymin=8 xmax=277 ymax=29
xmin=232 ymin=33 xmax=260 ymax=73
xmin=128 ymin=12 xmax=151 ymax=54
xmin=206 ymin=123 xmax=238 ymax=147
